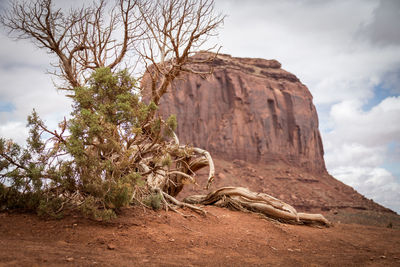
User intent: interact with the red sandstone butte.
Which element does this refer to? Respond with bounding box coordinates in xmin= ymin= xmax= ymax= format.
xmin=143 ymin=53 xmax=391 ymax=212
xmin=155 ymin=53 xmax=325 ymax=173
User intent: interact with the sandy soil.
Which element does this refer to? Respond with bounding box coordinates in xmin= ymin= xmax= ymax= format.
xmin=0 ymin=206 xmax=399 ymax=267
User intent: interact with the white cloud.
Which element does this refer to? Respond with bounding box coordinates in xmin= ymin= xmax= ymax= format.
xmin=327 ymin=97 xmax=400 ymax=146
xmin=358 ymin=0 xmax=400 ymax=46
xmin=0 ymin=121 xmax=29 ymax=146
xmin=325 ymin=143 xmax=385 ymax=168
xmin=0 ymin=64 xmax=72 ymax=122
xmin=0 ymin=31 xmax=72 ymax=146
xmin=324 ymin=97 xmax=400 ymax=212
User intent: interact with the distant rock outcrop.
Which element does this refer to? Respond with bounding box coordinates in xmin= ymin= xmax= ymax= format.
xmin=155 ymin=53 xmax=326 ymax=174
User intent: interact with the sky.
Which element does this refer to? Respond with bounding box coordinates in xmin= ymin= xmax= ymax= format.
xmin=0 ymin=0 xmax=400 ymax=213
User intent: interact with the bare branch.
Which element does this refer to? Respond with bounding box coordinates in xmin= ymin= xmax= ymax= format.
xmin=138 ymin=0 xmax=225 ymax=105
xmin=1 ymin=0 xmax=144 ymax=90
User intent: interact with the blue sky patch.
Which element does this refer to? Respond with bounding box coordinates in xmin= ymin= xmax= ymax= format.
xmin=0 ymin=101 xmax=15 ymax=112
xmin=362 ymin=83 xmax=397 ymax=112
xmin=382 ymin=141 xmax=400 ymax=183
xmin=363 ymin=69 xmax=400 ymax=112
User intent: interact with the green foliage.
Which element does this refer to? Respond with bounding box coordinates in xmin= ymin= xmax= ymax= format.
xmin=0 ymin=68 xmax=176 ymax=219
xmin=144 ymin=192 xmax=163 ymax=211
xmin=161 ymin=154 xmax=172 ymax=167
xmin=37 ymin=198 xmax=64 ymax=219
xmin=79 ymin=196 xmax=116 ymax=221
xmin=26 ymin=110 xmax=45 ymax=154
xmin=163 ymin=114 xmax=177 ymax=138
xmin=0 ymin=186 xmax=42 ymax=211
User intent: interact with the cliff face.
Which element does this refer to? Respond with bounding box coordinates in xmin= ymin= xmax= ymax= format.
xmin=156 ymin=53 xmax=326 ymax=173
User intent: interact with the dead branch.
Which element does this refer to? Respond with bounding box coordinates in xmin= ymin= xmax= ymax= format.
xmin=184 ymin=187 xmax=331 ymax=226
xmin=138 ymin=0 xmax=225 ymax=105
xmin=0 ymin=0 xmax=143 ymax=90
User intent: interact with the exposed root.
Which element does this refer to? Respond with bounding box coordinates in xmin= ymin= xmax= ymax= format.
xmin=192 ymin=147 xmax=215 ymax=189
xmin=184 ymin=187 xmax=331 ymax=227
xmin=162 ymin=192 xmax=206 ymax=216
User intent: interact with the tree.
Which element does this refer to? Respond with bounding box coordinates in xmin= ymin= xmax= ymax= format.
xmin=0 ymin=0 xmax=221 ymax=219
xmin=0 ymin=0 xmax=329 ymax=226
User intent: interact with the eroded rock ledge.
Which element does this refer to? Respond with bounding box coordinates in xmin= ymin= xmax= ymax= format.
xmin=157 ymin=53 xmax=326 ymax=174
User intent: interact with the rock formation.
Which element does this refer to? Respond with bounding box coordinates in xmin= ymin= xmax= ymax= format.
xmin=156 ymin=53 xmax=325 ymax=174
xmin=150 ymin=53 xmax=392 ymax=213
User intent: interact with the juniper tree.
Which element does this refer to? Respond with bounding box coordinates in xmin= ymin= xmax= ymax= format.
xmin=0 ymin=0 xmax=220 ymax=218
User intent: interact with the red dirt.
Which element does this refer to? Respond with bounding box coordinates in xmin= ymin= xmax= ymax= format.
xmin=1 ymin=206 xmax=399 ymax=266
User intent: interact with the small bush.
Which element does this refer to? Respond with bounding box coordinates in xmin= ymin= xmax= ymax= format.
xmin=144 ymin=193 xmax=163 ymax=210
xmin=37 ymin=198 xmax=64 ymax=219
xmin=80 ymin=196 xmax=116 ymax=221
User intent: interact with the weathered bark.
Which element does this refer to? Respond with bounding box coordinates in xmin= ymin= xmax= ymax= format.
xmin=184 ymin=187 xmax=330 ymax=226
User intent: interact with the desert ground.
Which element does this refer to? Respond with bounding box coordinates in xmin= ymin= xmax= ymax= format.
xmin=0 ymin=205 xmax=399 ymax=267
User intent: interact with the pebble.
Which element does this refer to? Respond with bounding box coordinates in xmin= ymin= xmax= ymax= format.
xmin=66 ymin=257 xmax=74 ymax=262
xmin=217 ymin=173 xmax=226 ymax=179
xmin=107 ymin=244 xmax=116 ymax=250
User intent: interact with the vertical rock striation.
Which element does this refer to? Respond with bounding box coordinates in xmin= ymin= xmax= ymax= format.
xmin=156 ymin=53 xmax=326 ymax=174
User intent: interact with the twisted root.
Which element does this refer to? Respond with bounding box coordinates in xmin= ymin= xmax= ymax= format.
xmin=184 ymin=187 xmax=330 ymax=226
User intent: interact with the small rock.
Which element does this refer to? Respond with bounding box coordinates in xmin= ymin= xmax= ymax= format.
xmin=72 ymin=223 xmax=77 ymax=227
xmin=66 ymin=257 xmax=74 ymax=262
xmin=217 ymin=173 xmax=226 ymax=179
xmin=380 ymin=255 xmax=386 ymax=259
xmin=107 ymin=244 xmax=116 ymax=250
xmin=169 ymin=238 xmax=175 ymax=242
